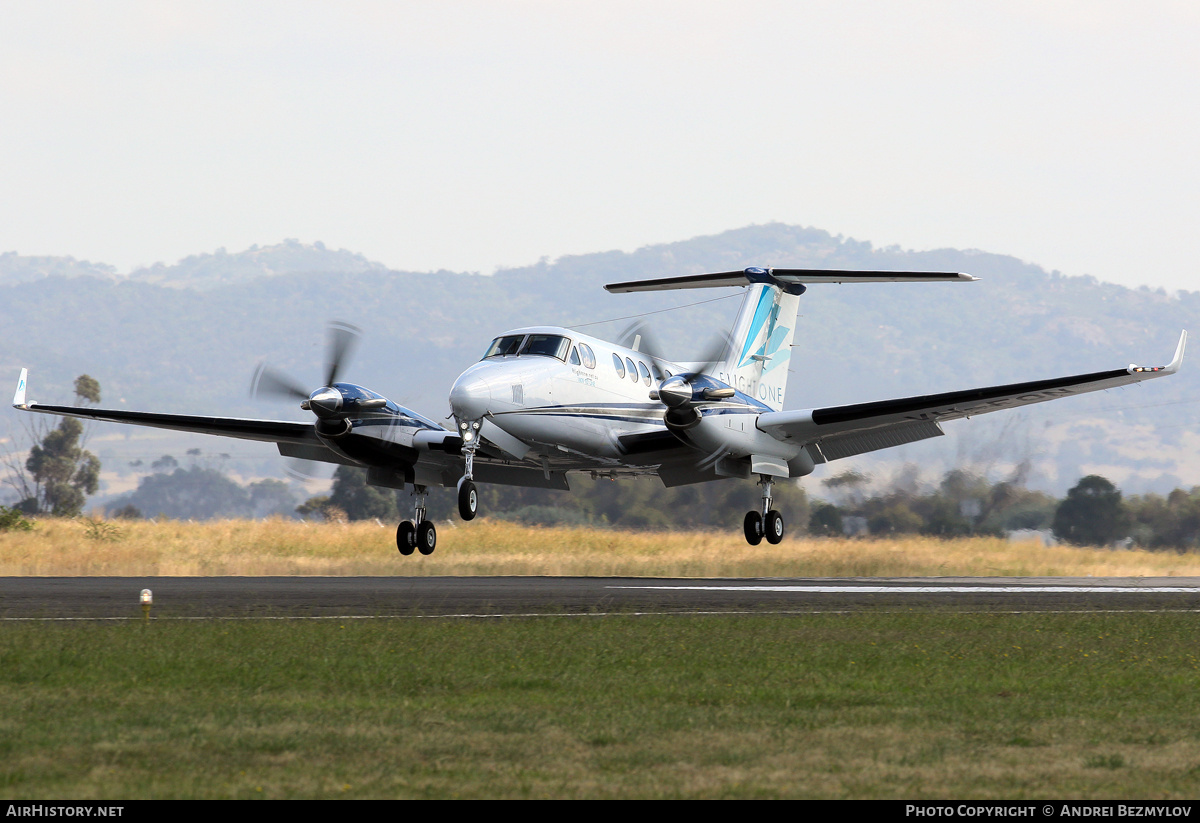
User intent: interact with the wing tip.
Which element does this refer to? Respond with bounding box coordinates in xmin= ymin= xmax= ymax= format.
xmin=1169 ymin=329 xmax=1188 ymax=372
xmin=1128 ymin=330 xmax=1187 ymax=375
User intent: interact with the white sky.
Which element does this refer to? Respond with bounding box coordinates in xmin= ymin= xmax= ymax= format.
xmin=1 ymin=1 xmax=1198 ymax=290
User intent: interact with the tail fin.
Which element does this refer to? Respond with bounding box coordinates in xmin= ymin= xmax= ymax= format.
xmin=710 ymin=283 xmax=799 ymax=411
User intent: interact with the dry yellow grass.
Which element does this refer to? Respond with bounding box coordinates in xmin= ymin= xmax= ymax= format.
xmin=4 ymin=516 xmax=1200 ymax=577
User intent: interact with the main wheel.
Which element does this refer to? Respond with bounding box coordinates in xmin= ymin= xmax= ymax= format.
xmin=743 ymin=511 xmax=764 ymax=546
xmin=764 ymin=510 xmax=785 ymax=544
xmin=458 ymin=479 xmax=478 ymax=521
xmin=396 ymin=520 xmax=416 ymax=556
xmin=417 ymin=520 xmax=437 ymax=555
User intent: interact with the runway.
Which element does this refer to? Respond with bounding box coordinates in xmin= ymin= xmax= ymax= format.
xmin=4 ymin=576 xmax=1200 ymax=619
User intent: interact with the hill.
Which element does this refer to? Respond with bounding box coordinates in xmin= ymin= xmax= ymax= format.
xmin=0 ymin=224 xmax=1195 ymax=504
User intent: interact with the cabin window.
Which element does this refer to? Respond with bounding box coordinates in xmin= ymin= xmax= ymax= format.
xmin=569 ymin=346 xmax=581 ymax=366
xmin=579 ymin=343 xmax=596 ymax=370
xmin=520 ymin=334 xmax=571 ymax=360
xmin=626 ymin=357 xmax=638 ymax=382
xmin=612 ymin=353 xmax=625 ymax=378
xmin=638 ymin=361 xmax=651 ymax=386
xmin=483 ymin=335 xmax=525 ymax=359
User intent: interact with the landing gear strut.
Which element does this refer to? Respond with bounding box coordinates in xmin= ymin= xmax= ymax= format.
xmin=744 ymin=475 xmax=785 ymax=546
xmin=396 ymin=484 xmax=437 ymax=556
xmin=456 ymin=418 xmax=482 ymax=521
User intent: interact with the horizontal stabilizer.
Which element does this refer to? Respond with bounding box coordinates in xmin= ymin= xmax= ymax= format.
xmin=605 ymin=267 xmax=976 ymax=293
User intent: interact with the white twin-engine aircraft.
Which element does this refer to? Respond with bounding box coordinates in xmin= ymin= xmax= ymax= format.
xmin=12 ymin=267 xmax=1187 ymax=554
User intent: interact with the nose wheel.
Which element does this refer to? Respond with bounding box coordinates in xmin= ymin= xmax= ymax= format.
xmin=396 ymin=485 xmax=437 ymax=556
xmin=457 ymin=477 xmax=478 ymax=521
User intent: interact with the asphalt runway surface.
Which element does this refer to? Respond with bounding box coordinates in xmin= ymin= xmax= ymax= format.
xmin=4 ymin=576 xmax=1200 ymax=619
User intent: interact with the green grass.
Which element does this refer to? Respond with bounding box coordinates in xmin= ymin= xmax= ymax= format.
xmin=3 ymin=612 xmax=1200 ymax=798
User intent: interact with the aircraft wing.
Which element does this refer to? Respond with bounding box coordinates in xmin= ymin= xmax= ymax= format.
xmin=13 ymin=367 xmax=322 ymax=445
xmin=756 ymin=331 xmax=1187 ymax=463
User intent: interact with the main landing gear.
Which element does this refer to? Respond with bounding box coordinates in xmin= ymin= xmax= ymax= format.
xmin=743 ymin=475 xmax=785 ymax=546
xmin=396 ymin=485 xmax=437 ymax=556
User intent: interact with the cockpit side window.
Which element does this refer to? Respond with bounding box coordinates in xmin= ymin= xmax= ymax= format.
xmin=483 ymin=335 xmax=525 ymax=359
xmin=569 ymin=346 xmax=581 ymax=366
xmin=520 ymin=334 xmax=571 ymax=360
xmin=579 ymin=343 xmax=596 ymax=370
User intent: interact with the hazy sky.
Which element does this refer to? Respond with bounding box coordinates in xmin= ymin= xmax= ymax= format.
xmin=2 ymin=1 xmax=1198 ymax=290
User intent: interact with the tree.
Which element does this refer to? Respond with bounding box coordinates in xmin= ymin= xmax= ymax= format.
xmin=15 ymin=375 xmax=102 ymax=516
xmin=808 ymin=502 xmax=844 ymax=537
xmin=327 ymin=466 xmax=399 ymax=521
xmin=114 ymin=466 xmax=252 ymax=520
xmin=1052 ymin=475 xmax=1130 ymax=547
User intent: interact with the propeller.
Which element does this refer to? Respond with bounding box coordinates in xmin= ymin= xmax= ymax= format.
xmin=619 ymin=321 xmax=734 ymax=430
xmin=251 ymin=320 xmax=374 ymax=439
xmin=252 ymin=321 xmax=362 ymax=404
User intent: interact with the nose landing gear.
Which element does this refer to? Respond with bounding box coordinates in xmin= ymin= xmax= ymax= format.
xmin=455 ymin=417 xmax=482 ymax=522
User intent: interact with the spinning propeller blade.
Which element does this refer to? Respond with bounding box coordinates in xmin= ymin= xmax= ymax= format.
xmin=619 ymin=321 xmax=730 ymax=378
xmin=251 ymin=321 xmax=364 ymax=411
xmin=325 ymin=321 xmax=361 ymax=387
xmin=251 ymin=364 xmax=310 ymax=401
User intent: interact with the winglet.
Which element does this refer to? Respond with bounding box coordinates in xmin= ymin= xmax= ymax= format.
xmin=1129 ymin=330 xmax=1187 ymax=375
xmin=1167 ymin=330 xmax=1188 ymax=373
xmin=12 ymin=368 xmax=28 ymax=409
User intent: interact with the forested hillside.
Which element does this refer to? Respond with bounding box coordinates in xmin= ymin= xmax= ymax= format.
xmin=1 ymin=225 xmax=1195 ymax=505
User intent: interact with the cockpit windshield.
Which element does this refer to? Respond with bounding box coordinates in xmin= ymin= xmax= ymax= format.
xmin=482 ymin=333 xmax=572 ymax=362
xmin=483 ymin=335 xmax=525 ymax=359
xmin=519 ymin=334 xmax=571 ymax=360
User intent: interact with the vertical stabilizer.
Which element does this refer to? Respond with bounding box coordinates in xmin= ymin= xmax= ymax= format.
xmin=709 ymin=283 xmax=800 ymax=411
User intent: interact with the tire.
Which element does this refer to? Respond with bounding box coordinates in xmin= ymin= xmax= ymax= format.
xmin=743 ymin=511 xmax=763 ymax=546
xmin=396 ymin=520 xmax=416 ymax=556
xmin=458 ymin=479 xmax=478 ymax=521
xmin=765 ymin=510 xmax=785 ymax=544
xmin=417 ymin=520 xmax=437 ymax=555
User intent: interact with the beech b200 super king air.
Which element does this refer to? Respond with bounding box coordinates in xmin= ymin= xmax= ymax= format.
xmin=12 ymin=267 xmax=1187 ymax=553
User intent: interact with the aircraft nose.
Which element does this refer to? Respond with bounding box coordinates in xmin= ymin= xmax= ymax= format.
xmin=449 ymin=373 xmax=491 ymax=420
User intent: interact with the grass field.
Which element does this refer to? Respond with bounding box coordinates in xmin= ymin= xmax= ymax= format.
xmin=4 ymin=516 xmax=1200 ymax=578
xmin=3 ymin=613 xmax=1200 ymax=799
xmin=4 ymin=517 xmax=1200 ymax=798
